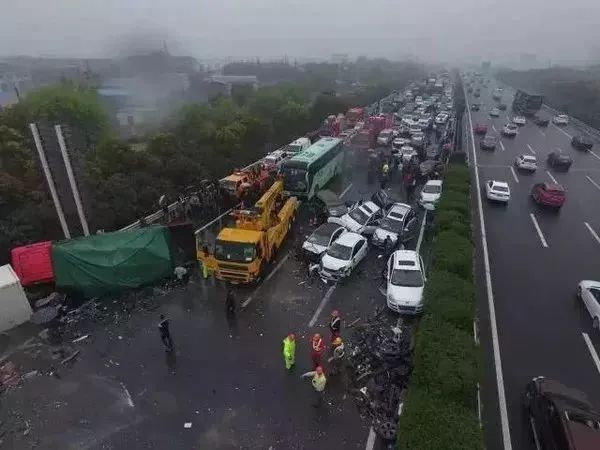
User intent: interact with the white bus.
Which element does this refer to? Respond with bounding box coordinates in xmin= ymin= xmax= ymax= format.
xmin=280 ymin=137 xmax=344 ymax=199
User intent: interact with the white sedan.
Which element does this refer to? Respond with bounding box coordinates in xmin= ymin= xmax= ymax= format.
xmin=485 ymin=180 xmax=510 ymax=203
xmin=328 ymin=201 xmax=382 ymax=235
xmin=512 ymin=116 xmax=527 ymax=126
xmin=419 ymin=180 xmax=443 ymax=210
xmin=578 ymin=280 xmax=600 ymax=329
xmin=502 ymin=123 xmax=519 ymax=137
xmin=319 ymin=232 xmax=368 ymax=281
xmin=386 ymin=250 xmax=426 ymax=314
xmin=515 ymin=154 xmax=537 ymax=171
xmin=553 ymin=114 xmax=569 ymax=126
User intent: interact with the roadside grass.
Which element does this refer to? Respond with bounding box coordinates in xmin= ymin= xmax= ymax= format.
xmin=397 ymin=163 xmax=483 ymax=450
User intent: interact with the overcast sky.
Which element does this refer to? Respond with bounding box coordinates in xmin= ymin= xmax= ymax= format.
xmin=2 ymin=0 xmax=600 ymax=64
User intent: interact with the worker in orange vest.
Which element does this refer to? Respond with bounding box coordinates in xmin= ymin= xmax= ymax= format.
xmin=310 ymin=333 xmax=326 ymax=369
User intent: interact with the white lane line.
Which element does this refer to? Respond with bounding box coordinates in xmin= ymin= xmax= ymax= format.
xmin=492 ymin=125 xmax=497 ymax=132
xmin=545 ymin=170 xmax=558 ymax=184
xmin=241 ymin=253 xmax=290 ymax=308
xmin=527 ymin=144 xmax=536 ymax=155
xmin=589 ymin=150 xmax=600 ymax=162
xmin=509 ymin=166 xmax=519 ymax=183
xmin=529 ymin=213 xmax=549 ymax=248
xmin=365 ymin=427 xmax=377 ymax=450
xmin=465 ymin=89 xmax=513 ymax=450
xmin=530 ymin=416 xmax=542 ymax=450
xmin=538 ymin=129 xmax=546 ymax=137
xmin=120 ymin=382 xmax=135 ymax=408
xmin=308 ymin=284 xmax=336 ymax=327
xmin=473 ymin=320 xmax=479 ymax=345
xmin=586 ymin=175 xmax=600 ymax=191
xmin=415 ymin=210 xmax=428 ymax=252
xmin=477 ymin=383 xmax=482 ymax=428
xmin=552 ymin=123 xmax=573 ymax=139
xmin=582 ymin=332 xmax=600 ymax=376
xmin=499 ymin=141 xmax=505 ymax=152
xmin=584 ymin=222 xmax=600 ymax=245
xmin=340 ymin=183 xmax=353 ymax=198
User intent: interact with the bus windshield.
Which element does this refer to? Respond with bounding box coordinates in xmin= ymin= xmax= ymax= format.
xmin=215 ymin=240 xmax=257 ymax=263
xmin=282 ymin=167 xmax=308 ymax=193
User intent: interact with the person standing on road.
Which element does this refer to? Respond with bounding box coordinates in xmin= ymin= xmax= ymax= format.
xmin=301 ymin=366 xmax=327 ymax=407
xmin=329 ymin=310 xmax=341 ymax=342
xmin=384 ymin=236 xmax=394 ymax=258
xmin=328 ymin=337 xmax=345 ymax=376
xmin=310 ymin=333 xmax=326 ymax=369
xmin=225 ymin=287 xmax=236 ymax=317
xmin=158 ymin=314 xmax=173 ymax=352
xmin=282 ymin=333 xmax=296 ymax=370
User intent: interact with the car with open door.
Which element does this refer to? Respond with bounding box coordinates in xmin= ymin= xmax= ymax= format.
xmin=302 ymin=223 xmax=347 ymax=263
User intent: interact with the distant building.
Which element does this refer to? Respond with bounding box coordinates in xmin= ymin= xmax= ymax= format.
xmin=331 ymin=54 xmax=349 ymax=64
xmin=206 ymin=75 xmax=258 ymax=96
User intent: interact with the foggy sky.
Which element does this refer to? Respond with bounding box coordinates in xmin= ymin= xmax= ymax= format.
xmin=2 ymin=0 xmax=600 ymax=64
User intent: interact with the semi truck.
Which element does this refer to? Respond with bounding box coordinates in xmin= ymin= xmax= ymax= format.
xmin=198 ymin=180 xmax=298 ymax=284
xmin=512 ymin=89 xmax=543 ymax=117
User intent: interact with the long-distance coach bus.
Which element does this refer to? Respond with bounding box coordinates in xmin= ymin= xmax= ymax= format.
xmin=280 ymin=137 xmax=344 ymax=199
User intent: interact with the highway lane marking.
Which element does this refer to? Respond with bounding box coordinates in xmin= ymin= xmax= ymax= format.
xmin=545 ymin=170 xmax=558 ymax=184
xmin=499 ymin=141 xmax=505 ymax=152
xmin=527 ymin=144 xmax=536 ymax=155
xmin=465 ymin=88 xmax=513 ymax=450
xmin=551 ymin=123 xmax=573 ymax=139
xmin=415 ymin=210 xmax=427 ymax=252
xmin=509 ymin=167 xmax=519 ymax=183
xmin=589 ymin=150 xmax=600 ymax=162
xmin=492 ymin=124 xmax=497 ymax=132
xmin=530 ymin=416 xmax=542 ymax=450
xmin=586 ymin=175 xmax=600 ymax=191
xmin=241 ymin=253 xmax=291 ymax=309
xmin=584 ymin=222 xmax=600 ymax=245
xmin=365 ymin=427 xmax=377 ymax=450
xmin=477 ymin=383 xmax=482 ymax=428
xmin=582 ymin=332 xmax=600 ymax=376
xmin=340 ymin=183 xmax=353 ymax=198
xmin=473 ymin=320 xmax=479 ymax=345
xmin=537 ymin=129 xmax=546 ymax=137
xmin=308 ymin=284 xmax=336 ymax=327
xmin=529 ymin=213 xmax=549 ymax=248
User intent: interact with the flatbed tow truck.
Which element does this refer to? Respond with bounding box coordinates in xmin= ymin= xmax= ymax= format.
xmin=198 ymin=179 xmax=298 ymax=284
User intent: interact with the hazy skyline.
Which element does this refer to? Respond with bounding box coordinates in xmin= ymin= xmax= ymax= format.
xmin=2 ymin=0 xmax=600 ymax=64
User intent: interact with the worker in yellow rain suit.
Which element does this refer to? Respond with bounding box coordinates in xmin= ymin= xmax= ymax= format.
xmin=282 ymin=333 xmax=296 ymax=370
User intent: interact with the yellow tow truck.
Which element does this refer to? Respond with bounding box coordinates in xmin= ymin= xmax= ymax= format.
xmin=198 ymin=179 xmax=298 ymax=283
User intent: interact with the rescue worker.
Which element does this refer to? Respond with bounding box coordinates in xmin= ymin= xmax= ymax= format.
xmin=329 ymin=310 xmax=341 ymax=342
xmin=301 ymin=366 xmax=327 ymax=407
xmin=282 ymin=333 xmax=296 ymax=370
xmin=328 ymin=337 xmax=345 ymax=375
xmin=310 ymin=333 xmax=326 ymax=369
xmin=158 ymin=314 xmax=174 ymax=352
xmin=201 ymin=245 xmax=211 ymax=279
xmin=380 ymin=161 xmax=390 ymax=189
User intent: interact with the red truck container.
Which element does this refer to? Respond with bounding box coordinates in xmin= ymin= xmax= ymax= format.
xmin=11 ymin=241 xmax=54 ymax=286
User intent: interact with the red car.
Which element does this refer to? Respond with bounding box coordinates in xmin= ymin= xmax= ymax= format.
xmin=531 ymin=183 xmax=566 ymax=209
xmin=474 ymin=123 xmax=488 ymax=135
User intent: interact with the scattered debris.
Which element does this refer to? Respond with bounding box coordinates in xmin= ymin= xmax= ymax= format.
xmin=30 ymin=306 xmax=59 ymax=325
xmin=34 ymin=292 xmax=65 ymax=309
xmin=347 ymin=313 xmax=412 ymax=441
xmin=0 ymin=362 xmax=20 ymax=389
xmin=184 ymin=422 xmax=192 ymax=429
xmin=60 ymin=350 xmax=80 ymax=365
xmin=72 ymin=335 xmax=89 ymax=343
xmin=347 ymin=318 xmax=361 ymax=328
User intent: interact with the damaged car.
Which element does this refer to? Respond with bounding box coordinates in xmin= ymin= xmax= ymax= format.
xmin=302 ymin=223 xmax=347 ymax=263
xmin=371 ymin=203 xmax=418 ymax=248
xmin=319 ymin=232 xmax=368 ymax=280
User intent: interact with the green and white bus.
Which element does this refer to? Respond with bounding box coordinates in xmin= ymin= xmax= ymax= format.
xmin=281 ymin=137 xmax=344 ymax=199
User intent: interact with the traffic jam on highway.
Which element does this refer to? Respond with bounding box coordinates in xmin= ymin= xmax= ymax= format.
xmin=0 ymin=74 xmax=457 ymax=449
xmin=464 ymin=72 xmax=600 ymax=449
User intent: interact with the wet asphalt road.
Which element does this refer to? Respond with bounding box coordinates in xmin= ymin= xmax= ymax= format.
xmin=1 ymin=139 xmax=431 ymax=450
xmin=466 ymin=79 xmax=600 ymax=450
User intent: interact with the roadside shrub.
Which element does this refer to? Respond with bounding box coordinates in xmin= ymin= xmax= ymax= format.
xmin=436 ymin=209 xmax=470 ymax=238
xmin=432 ymin=231 xmax=473 ymax=280
xmin=411 ymin=315 xmax=479 ymax=408
xmin=397 ymin=387 xmax=483 ymax=450
xmin=444 ymin=164 xmax=470 ymax=183
xmin=437 ymin=190 xmax=470 ymax=218
xmin=424 ymin=270 xmax=474 ymax=332
xmin=445 ymin=178 xmax=470 ymax=195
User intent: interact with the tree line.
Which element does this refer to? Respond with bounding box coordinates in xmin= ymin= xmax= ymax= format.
xmin=0 ymin=60 xmax=424 ymax=264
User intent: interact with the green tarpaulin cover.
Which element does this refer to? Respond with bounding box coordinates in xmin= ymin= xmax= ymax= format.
xmin=52 ymin=226 xmax=172 ymax=297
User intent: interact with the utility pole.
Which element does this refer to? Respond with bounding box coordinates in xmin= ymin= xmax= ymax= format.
xmin=30 ymin=123 xmax=71 ymax=239
xmin=55 ymin=125 xmax=90 ymax=236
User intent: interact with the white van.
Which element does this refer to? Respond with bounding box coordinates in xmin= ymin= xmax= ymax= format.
xmin=286 ymin=137 xmax=311 ymax=154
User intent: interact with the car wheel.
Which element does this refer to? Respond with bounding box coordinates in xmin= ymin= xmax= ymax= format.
xmin=594 ymin=317 xmax=599 ymax=330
